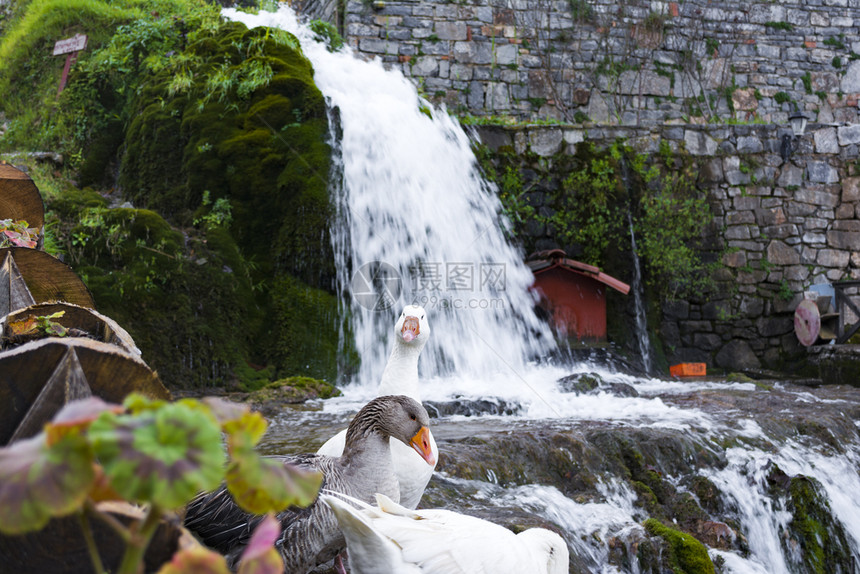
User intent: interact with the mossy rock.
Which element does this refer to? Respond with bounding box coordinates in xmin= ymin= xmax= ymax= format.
xmin=781 ymin=475 xmax=854 ymax=573
xmin=644 ymin=518 xmax=715 ymax=574
xmin=119 ymin=21 xmax=334 ymax=286
xmin=252 ymin=376 xmax=340 ymax=402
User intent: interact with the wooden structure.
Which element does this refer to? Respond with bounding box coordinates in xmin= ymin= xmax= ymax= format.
xmin=0 ymin=164 xmax=44 ymax=232
xmin=526 ymin=249 xmax=630 ymax=343
xmin=0 ymin=171 xmax=169 ymax=447
xmin=833 ymin=280 xmax=860 ymax=344
xmin=794 ymin=281 xmax=860 ymax=346
xmin=0 ymin=161 xmax=176 ymax=571
xmin=1 ymin=247 xmax=94 ymax=315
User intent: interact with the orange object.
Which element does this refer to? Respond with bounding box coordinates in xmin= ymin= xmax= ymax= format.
xmin=670 ymin=363 xmax=706 ymax=377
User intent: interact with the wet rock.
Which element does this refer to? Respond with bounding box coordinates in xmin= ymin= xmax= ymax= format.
xmin=424 ymin=397 xmax=522 ymax=418
xmin=557 ymin=373 xmax=639 ymax=397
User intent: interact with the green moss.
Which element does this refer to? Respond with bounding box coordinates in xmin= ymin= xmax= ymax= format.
xmin=644 ymin=518 xmax=715 ymax=574
xmin=783 ymin=476 xmax=854 ymax=573
xmin=269 ymin=274 xmax=358 ymax=382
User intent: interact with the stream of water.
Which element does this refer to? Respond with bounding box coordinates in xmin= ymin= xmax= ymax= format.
xmin=225 ymin=7 xmax=860 ymax=573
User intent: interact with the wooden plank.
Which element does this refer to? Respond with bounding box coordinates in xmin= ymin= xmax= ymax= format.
xmin=52 ymin=34 xmax=87 ymax=56
xmin=0 ymin=251 xmax=36 ymax=317
xmin=0 ymin=338 xmax=169 ymax=445
xmin=1 ymin=302 xmax=140 ymax=355
xmin=0 ymin=163 xmax=45 ymax=231
xmin=0 ymin=248 xmax=94 ymax=309
xmin=8 ymin=347 xmax=92 ymax=442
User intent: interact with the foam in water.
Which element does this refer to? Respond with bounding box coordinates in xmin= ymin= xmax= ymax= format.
xmin=223 ymin=5 xmax=555 ymax=390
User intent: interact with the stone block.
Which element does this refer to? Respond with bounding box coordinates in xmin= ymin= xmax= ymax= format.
xmin=727 ymin=211 xmax=755 ymax=224
xmin=732 ymin=89 xmax=759 ymax=112
xmin=763 ymin=224 xmax=798 ymax=239
xmin=723 ymin=250 xmax=747 ymax=268
xmin=767 ymin=240 xmax=801 ymax=265
xmin=733 ymin=195 xmax=760 ymax=211
xmin=837 ymin=203 xmax=855 ymax=219
xmin=806 ymin=161 xmax=839 ymax=184
xmin=784 ymin=265 xmax=811 ymax=281
xmin=684 ymin=130 xmax=717 ymax=156
xmin=663 ymin=300 xmax=690 ymax=320
xmin=411 ymin=56 xmax=438 ymax=76
xmin=756 ymin=316 xmax=794 ymax=337
xmin=843 ymin=176 xmax=860 ymax=202
xmin=528 ymin=128 xmax=563 ymax=156
xmin=827 ymin=230 xmax=860 ymax=249
xmin=777 ymin=164 xmax=804 ymax=188
xmin=725 ymin=225 xmax=752 ymax=240
xmin=494 ymin=43 xmax=519 ymax=65
xmin=485 ymin=82 xmax=510 ymax=110
xmin=802 ymin=231 xmax=827 ymax=244
xmin=813 ymin=127 xmax=840 ymax=153
xmin=837 ymin=123 xmax=860 ymax=145
xmin=756 ymin=207 xmax=786 ymax=226
xmin=694 ymin=332 xmax=723 ymax=350
xmin=737 ymin=135 xmax=763 ymax=153
xmin=453 ymin=41 xmax=492 ymax=64
xmin=359 ymin=38 xmax=397 ymax=54
xmin=715 ymin=339 xmax=762 ymax=370
xmin=818 ymin=249 xmax=850 ymax=267
xmin=698 ymin=158 xmax=724 ymax=183
xmin=795 ymin=187 xmax=840 ymax=207
xmin=638 ymin=70 xmax=672 ymax=96
xmin=563 ymin=130 xmax=585 ymax=145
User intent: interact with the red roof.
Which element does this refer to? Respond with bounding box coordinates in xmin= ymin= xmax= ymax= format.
xmin=526 ymin=249 xmax=630 ymax=295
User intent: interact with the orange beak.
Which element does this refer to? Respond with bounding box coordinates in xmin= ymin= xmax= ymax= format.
xmin=410 ymin=426 xmax=435 ymax=466
xmin=401 ymin=316 xmax=420 ymax=343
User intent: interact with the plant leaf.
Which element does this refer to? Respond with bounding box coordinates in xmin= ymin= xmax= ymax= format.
xmin=237 ymin=514 xmax=284 ymax=574
xmin=0 ymin=433 xmax=95 ymax=534
xmin=45 ymin=397 xmax=124 ymax=446
xmin=155 ymin=545 xmax=231 ymax=574
xmin=226 ymin=450 xmax=321 ymax=515
xmin=89 ymin=400 xmax=226 ymax=509
xmin=7 ymin=316 xmax=38 ymax=337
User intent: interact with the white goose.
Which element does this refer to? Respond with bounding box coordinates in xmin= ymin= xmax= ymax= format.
xmin=322 ymin=492 xmax=570 ymax=574
xmin=318 ymin=305 xmax=438 ymax=509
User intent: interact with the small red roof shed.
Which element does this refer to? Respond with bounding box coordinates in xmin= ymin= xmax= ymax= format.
xmin=526 ymin=249 xmax=630 ymax=343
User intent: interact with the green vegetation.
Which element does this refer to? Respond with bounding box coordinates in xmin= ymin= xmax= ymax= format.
xmin=764 ymin=21 xmax=794 ymax=31
xmin=0 ymin=394 xmax=321 ymax=574
xmin=644 ymin=518 xmax=716 ymax=574
xmin=824 ymin=35 xmax=846 ymax=50
xmin=477 ymin=141 xmax=714 ymax=301
xmin=0 ymin=0 xmax=354 ymax=390
xmin=801 ymin=71 xmax=813 ymax=94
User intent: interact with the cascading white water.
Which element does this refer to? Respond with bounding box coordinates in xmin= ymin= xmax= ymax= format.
xmin=224 ymin=6 xmax=555 ymax=388
xmin=226 ymin=8 xmax=860 ymax=574
xmin=627 ymin=213 xmax=652 ymax=375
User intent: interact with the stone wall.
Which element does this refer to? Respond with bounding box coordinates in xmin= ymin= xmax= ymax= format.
xmin=325 ymin=0 xmax=860 ymax=126
xmin=296 ymin=0 xmax=860 ymax=372
xmin=474 ymin=122 xmax=859 ymax=372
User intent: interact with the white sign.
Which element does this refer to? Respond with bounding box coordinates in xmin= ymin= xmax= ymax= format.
xmin=52 ymin=34 xmax=87 ymax=56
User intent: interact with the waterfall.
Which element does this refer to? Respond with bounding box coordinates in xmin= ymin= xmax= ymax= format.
xmin=620 ymin=153 xmax=651 ymax=375
xmin=627 ymin=213 xmax=652 ymax=375
xmin=224 ymin=6 xmax=555 ymax=387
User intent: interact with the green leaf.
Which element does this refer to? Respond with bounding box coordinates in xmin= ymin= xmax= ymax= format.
xmin=237 ymin=514 xmax=284 ymax=574
xmin=0 ymin=433 xmax=95 ymax=534
xmin=226 ymin=450 xmax=321 ymax=515
xmin=45 ymin=397 xmax=124 ymax=446
xmin=89 ymin=400 xmax=226 ymax=509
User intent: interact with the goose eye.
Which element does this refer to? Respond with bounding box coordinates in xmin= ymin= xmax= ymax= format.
xmin=409 ymin=413 xmax=417 ymax=421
